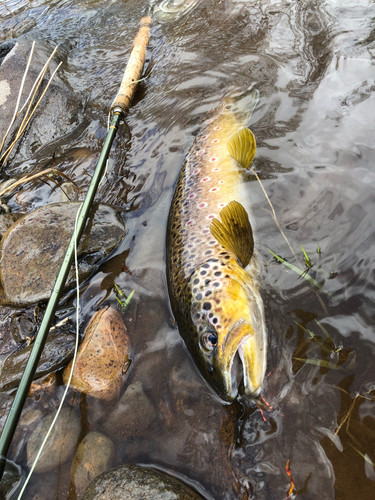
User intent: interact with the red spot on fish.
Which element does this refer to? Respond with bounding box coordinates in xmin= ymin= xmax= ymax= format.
xmin=202 ymin=177 xmax=210 ymax=182
xmin=218 ymin=180 xmax=224 ymax=184
xmin=210 ymin=157 xmax=217 ymax=162
xmin=189 ymin=193 xmax=196 ymax=199
xmin=212 ymin=139 xmax=219 ymax=143
xmin=187 ymin=220 xmax=194 ymax=226
xmin=197 ymin=150 xmax=204 ymax=155
xmin=212 ymin=168 xmax=220 ymax=172
xmin=215 ymin=126 xmax=221 ymax=130
xmin=193 ymin=169 xmax=199 ymax=174
xmin=218 ymin=203 xmax=225 ymax=208
xmin=198 ymin=202 xmax=207 ymax=209
xmin=210 ymin=187 xmax=218 ymax=192
xmin=207 ymin=214 xmax=216 ymax=220
xmin=206 ymin=119 xmax=212 ymax=124
xmin=201 ymin=135 xmax=207 ymax=140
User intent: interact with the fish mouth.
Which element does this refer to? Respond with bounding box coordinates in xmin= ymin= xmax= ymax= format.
xmin=219 ymin=322 xmax=267 ymax=400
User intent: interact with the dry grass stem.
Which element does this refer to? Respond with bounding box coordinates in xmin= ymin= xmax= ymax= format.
xmin=252 ymin=167 xmax=328 ymax=314
xmin=0 ymin=167 xmax=81 ymax=197
xmin=0 ymin=41 xmax=35 ymax=155
xmin=1 ymin=60 xmax=62 ymax=166
xmin=0 ymin=1 xmax=15 ymax=16
xmin=17 ymin=45 xmax=58 ymax=117
xmin=250 ymin=167 xmax=299 ymax=264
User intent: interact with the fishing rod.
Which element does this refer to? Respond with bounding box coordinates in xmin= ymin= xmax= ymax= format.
xmin=0 ymin=14 xmax=152 ymax=481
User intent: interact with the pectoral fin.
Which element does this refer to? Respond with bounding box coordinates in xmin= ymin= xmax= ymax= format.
xmin=228 ymin=127 xmax=256 ymax=169
xmin=210 ymin=201 xmax=254 ymax=267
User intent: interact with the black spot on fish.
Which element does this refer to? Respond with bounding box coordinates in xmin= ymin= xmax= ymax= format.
xmin=205 ymin=290 xmax=212 ymax=297
xmin=202 ymin=263 xmax=209 ymax=269
xmin=214 ymin=272 xmax=222 ymax=277
xmin=193 ymin=278 xmax=199 ymax=285
xmin=213 ymin=318 xmax=218 ymax=324
xmin=200 ymin=270 xmax=207 ymax=276
xmin=196 ymin=294 xmax=202 ymax=300
xmin=203 ymin=302 xmax=211 ymax=310
xmin=213 ymin=282 xmax=220 ymax=287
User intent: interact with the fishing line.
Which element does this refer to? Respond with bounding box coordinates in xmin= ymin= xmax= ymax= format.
xmin=17 ymin=204 xmax=82 ymax=499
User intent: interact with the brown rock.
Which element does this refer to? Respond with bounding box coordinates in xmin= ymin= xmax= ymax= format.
xmin=63 ymin=307 xmax=131 ymax=401
xmin=70 ymin=432 xmax=115 ymax=499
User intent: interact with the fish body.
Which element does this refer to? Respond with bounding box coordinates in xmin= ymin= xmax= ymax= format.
xmin=166 ymin=91 xmax=267 ymax=401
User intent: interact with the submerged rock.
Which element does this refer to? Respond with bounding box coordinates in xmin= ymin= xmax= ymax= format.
xmin=0 ymin=459 xmax=25 ymax=499
xmin=27 ymin=406 xmax=80 ymax=474
xmin=0 ymin=202 xmax=126 ymax=306
xmin=63 ymin=307 xmax=131 ymax=401
xmin=82 ymin=464 xmax=204 ymax=500
xmin=71 ymin=432 xmax=115 ymax=499
xmin=0 ymin=330 xmax=75 ymax=391
xmin=103 ymin=380 xmax=156 ymax=440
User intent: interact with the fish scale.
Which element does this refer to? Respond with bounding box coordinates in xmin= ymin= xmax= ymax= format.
xmin=167 ymin=109 xmax=242 ymax=305
xmin=166 ymin=91 xmax=267 ymax=401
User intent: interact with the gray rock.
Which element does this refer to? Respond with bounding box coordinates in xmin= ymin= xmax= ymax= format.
xmin=0 ymin=330 xmax=76 ymax=391
xmin=27 ymin=406 xmax=80 ymax=474
xmin=71 ymin=432 xmax=115 ymax=499
xmin=82 ymin=464 xmax=204 ymax=500
xmin=0 ymin=39 xmax=82 ymax=167
xmin=0 ymin=202 xmax=126 ymax=306
xmin=0 ymin=459 xmax=25 ymax=499
xmin=103 ymin=381 xmax=156 ymax=440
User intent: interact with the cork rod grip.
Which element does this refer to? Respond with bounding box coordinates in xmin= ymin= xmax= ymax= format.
xmin=111 ymin=16 xmax=152 ymax=115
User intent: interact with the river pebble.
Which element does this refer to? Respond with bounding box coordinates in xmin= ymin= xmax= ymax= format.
xmin=63 ymin=307 xmax=131 ymax=401
xmin=27 ymin=406 xmax=80 ymax=474
xmin=82 ymin=464 xmax=205 ymax=500
xmin=103 ymin=380 xmax=156 ymax=440
xmin=0 ymin=202 xmax=126 ymax=306
xmin=70 ymin=432 xmax=115 ymax=499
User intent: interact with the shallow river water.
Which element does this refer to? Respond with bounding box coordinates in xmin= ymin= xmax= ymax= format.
xmin=1 ymin=0 xmax=375 ymax=498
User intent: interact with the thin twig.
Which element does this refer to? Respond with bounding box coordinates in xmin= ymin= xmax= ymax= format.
xmin=0 ymin=42 xmax=35 ymax=155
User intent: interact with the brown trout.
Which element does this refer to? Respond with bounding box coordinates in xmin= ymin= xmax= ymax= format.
xmin=166 ymin=90 xmax=266 ymax=401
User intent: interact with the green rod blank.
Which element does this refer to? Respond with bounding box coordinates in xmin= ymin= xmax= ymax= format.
xmin=0 ymin=112 xmax=122 ymax=480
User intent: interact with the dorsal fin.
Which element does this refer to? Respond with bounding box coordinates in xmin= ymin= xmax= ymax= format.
xmin=227 ymin=127 xmax=256 ymax=169
xmin=210 ymin=201 xmax=254 ymax=267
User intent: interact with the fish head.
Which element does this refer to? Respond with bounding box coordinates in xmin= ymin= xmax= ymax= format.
xmin=179 ymin=261 xmax=267 ymax=402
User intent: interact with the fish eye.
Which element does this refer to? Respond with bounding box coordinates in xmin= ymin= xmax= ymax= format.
xmin=201 ymin=331 xmax=218 ymax=351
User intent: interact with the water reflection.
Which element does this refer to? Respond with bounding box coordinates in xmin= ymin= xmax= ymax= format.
xmin=1 ymin=0 xmax=375 ymax=498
